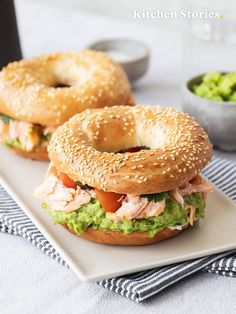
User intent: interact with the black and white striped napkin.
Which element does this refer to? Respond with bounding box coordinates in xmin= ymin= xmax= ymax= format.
xmin=0 ymin=156 xmax=236 ymax=302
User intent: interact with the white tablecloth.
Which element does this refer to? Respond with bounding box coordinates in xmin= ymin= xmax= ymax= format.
xmin=1 ymin=1 xmax=236 ymax=312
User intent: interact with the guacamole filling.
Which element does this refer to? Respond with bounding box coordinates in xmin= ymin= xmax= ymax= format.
xmin=0 ymin=113 xmax=52 ymax=151
xmin=43 ymin=192 xmax=205 ymax=237
xmin=193 ymin=71 xmax=236 ymax=102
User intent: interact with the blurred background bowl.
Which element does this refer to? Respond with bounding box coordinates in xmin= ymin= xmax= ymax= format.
xmin=182 ymin=74 xmax=236 ymax=151
xmin=88 ymin=38 xmax=150 ymax=83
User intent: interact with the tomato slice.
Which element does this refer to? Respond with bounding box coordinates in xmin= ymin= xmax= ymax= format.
xmin=47 ymin=163 xmax=58 ymax=176
xmin=59 ymin=173 xmax=77 ymax=189
xmin=47 ymin=163 xmax=76 ymax=189
xmin=95 ymin=189 xmax=124 ymax=212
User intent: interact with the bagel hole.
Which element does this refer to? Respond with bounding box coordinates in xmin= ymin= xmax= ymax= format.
xmin=52 ymin=82 xmax=71 ymax=88
xmin=117 ymin=146 xmax=150 ymax=153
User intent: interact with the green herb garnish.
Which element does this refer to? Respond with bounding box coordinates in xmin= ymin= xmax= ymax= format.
xmin=76 ymin=181 xmax=93 ymax=190
xmin=141 ymin=192 xmax=167 ymax=202
xmin=0 ymin=114 xmax=10 ymax=124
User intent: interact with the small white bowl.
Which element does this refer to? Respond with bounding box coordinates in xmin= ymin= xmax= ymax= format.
xmin=88 ymin=38 xmax=150 ymax=82
xmin=182 ymin=74 xmax=236 ymax=151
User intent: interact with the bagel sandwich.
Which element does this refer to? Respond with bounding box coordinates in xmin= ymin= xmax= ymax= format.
xmin=33 ymin=105 xmax=213 ymax=245
xmin=0 ymin=51 xmax=133 ymax=160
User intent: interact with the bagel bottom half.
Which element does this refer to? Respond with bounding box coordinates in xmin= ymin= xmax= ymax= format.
xmin=9 ymin=145 xmax=48 ymax=161
xmin=63 ymin=224 xmax=188 ymax=246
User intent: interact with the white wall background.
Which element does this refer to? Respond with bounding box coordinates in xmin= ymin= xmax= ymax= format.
xmin=28 ymin=0 xmax=236 ymax=32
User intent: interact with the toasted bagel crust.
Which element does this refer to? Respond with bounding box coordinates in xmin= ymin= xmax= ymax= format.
xmin=48 ymin=105 xmax=212 ymax=194
xmin=63 ymin=224 xmax=188 ymax=245
xmin=0 ymin=50 xmax=133 ymax=126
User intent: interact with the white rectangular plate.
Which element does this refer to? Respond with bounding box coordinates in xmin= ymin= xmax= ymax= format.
xmin=1 ymin=145 xmax=236 ymax=282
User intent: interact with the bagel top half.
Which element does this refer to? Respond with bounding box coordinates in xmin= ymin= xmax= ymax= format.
xmin=48 ymin=105 xmax=212 ymax=195
xmin=0 ymin=50 xmax=133 ymax=126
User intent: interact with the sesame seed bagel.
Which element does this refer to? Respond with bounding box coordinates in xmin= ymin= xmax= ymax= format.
xmin=0 ymin=50 xmax=133 ymax=126
xmin=63 ymin=224 xmax=188 ymax=246
xmin=48 ymin=105 xmax=212 ymax=194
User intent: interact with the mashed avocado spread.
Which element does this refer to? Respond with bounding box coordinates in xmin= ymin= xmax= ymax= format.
xmin=3 ymin=138 xmax=24 ymax=150
xmin=193 ymin=72 xmax=236 ymax=102
xmin=0 ymin=112 xmax=51 ymax=151
xmin=3 ymin=136 xmax=50 ymax=151
xmin=43 ymin=193 xmax=205 ymax=237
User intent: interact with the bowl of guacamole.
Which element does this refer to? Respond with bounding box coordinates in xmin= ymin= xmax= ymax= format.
xmin=192 ymin=72 xmax=236 ymax=102
xmin=182 ymin=72 xmax=236 ymax=151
